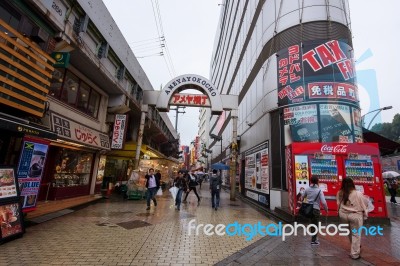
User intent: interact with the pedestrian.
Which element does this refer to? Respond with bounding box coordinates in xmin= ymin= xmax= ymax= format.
xmin=209 ymin=169 xmax=222 ymax=210
xmin=144 ymin=168 xmax=160 ymax=210
xmin=183 ymin=169 xmax=200 ymax=204
xmin=388 ymin=177 xmax=398 ymax=204
xmin=337 ymin=177 xmax=369 ymax=260
xmin=196 ymin=168 xmax=205 ymax=189
xmin=174 ymin=170 xmax=188 ymax=211
xmin=302 ymin=176 xmax=328 ymax=246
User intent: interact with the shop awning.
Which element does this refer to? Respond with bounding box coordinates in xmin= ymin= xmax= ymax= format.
xmin=363 ymin=128 xmax=400 ymax=156
xmin=0 ymin=113 xmax=57 ymax=140
xmin=106 ymin=142 xmax=167 ymax=160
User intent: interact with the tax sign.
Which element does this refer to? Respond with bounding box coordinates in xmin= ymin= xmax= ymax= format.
xmin=111 ymin=114 xmax=128 ymax=149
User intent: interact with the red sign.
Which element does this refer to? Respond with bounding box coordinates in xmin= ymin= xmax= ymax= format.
xmin=170 ymin=93 xmax=210 ymax=107
xmin=308 ymin=82 xmax=358 ymax=102
xmin=321 ymin=144 xmax=348 ymax=154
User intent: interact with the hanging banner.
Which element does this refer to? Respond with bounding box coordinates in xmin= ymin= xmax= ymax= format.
xmin=16 ymin=137 xmax=49 ymax=212
xmin=111 ymin=114 xmax=128 ymax=149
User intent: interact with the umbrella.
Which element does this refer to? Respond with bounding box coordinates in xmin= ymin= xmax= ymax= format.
xmin=211 ymin=162 xmax=230 ymax=170
xmin=169 ymin=186 xmax=178 ymax=201
xmin=382 ymin=171 xmax=400 ymax=179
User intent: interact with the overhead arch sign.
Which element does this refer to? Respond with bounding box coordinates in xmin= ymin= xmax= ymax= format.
xmin=156 ymin=74 xmax=223 ymax=114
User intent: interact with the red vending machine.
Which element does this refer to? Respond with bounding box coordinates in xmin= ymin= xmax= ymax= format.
xmin=286 ymin=142 xmax=387 ymax=218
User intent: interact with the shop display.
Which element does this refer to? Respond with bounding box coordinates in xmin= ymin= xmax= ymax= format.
xmin=0 ymin=166 xmax=24 ymax=243
xmin=52 ymin=150 xmax=93 ymax=188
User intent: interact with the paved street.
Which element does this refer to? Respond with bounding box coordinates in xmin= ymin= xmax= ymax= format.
xmin=1 ymin=185 xmax=400 ymax=266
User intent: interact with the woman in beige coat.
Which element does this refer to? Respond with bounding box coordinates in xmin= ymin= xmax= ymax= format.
xmin=337 ymin=178 xmax=368 ymax=260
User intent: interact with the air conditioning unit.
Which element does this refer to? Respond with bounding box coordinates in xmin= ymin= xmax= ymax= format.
xmin=31 ymin=27 xmax=49 ymax=43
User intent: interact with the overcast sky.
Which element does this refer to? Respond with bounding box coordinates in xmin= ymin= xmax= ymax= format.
xmin=103 ymin=0 xmax=400 ymax=146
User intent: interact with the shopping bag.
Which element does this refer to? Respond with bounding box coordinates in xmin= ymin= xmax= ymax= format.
xmin=299 ymin=202 xmax=314 ymax=218
xmin=156 ymin=188 xmax=163 ymax=196
xmin=169 ymin=186 xmax=178 ymax=201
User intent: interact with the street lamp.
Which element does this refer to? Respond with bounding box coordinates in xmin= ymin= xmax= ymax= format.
xmin=210 ymin=134 xmax=222 ymax=163
xmin=361 ymin=106 xmax=392 ymax=130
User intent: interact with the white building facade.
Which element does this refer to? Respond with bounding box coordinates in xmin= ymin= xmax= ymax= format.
xmin=208 ymin=0 xmax=357 ymax=211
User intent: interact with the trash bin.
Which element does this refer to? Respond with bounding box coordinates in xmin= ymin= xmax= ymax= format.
xmin=101 ymin=176 xmax=111 ymax=198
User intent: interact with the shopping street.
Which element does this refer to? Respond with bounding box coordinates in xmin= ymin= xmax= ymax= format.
xmin=1 ymin=184 xmax=399 ymax=266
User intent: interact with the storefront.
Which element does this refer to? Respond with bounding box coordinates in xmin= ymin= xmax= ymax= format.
xmin=37 ymin=112 xmax=110 ymax=200
xmin=106 ymin=142 xmax=179 ymax=187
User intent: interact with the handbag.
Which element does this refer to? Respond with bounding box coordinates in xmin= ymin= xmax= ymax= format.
xmin=299 ymin=190 xmax=320 ymax=218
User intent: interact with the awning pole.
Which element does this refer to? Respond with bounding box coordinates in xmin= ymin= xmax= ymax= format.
xmin=134 ymin=104 xmax=148 ymax=170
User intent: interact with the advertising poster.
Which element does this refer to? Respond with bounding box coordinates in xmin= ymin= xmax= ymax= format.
xmin=0 ymin=168 xmax=18 ymax=200
xmin=96 ymin=155 xmax=106 ymax=184
xmin=302 ymin=40 xmax=356 ymax=87
xmin=16 ymin=138 xmax=49 ymax=211
xmin=277 ymin=44 xmax=305 ymax=105
xmin=277 ymin=40 xmax=358 ymax=105
xmin=320 ymin=104 xmax=352 ymax=143
xmin=244 ymin=142 xmax=270 ymax=207
xmin=0 ymin=202 xmax=24 ymax=241
xmin=352 ymin=107 xmax=363 ymax=143
xmin=294 ymin=155 xmax=309 ymax=195
xmin=284 ymin=104 xmax=319 ymax=142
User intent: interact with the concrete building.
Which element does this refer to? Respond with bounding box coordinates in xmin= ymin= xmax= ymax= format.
xmin=208 ymin=0 xmax=358 ymax=212
xmin=0 ymin=0 xmax=178 ymax=207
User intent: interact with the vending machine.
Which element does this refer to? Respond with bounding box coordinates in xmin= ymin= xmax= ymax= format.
xmin=286 ymin=142 xmax=388 ymax=218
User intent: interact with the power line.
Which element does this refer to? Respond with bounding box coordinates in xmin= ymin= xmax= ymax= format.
xmin=150 ymin=0 xmax=176 ymax=77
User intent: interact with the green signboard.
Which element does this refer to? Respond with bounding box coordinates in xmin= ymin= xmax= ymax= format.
xmin=51 ymin=52 xmax=70 ymax=68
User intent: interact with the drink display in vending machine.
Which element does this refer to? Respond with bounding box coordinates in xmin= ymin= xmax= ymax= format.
xmin=286 ymin=142 xmax=388 ymax=218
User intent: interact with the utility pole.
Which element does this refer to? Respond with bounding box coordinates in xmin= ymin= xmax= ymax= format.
xmin=170 ymin=106 xmax=186 ymax=130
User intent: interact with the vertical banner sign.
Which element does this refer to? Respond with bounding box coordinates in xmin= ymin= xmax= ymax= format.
xmin=111 ymin=114 xmax=128 ymax=149
xmin=16 ymin=137 xmax=49 ymax=211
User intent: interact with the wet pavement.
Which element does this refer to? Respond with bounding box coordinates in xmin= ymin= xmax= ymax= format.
xmin=1 ymin=185 xmax=399 ymax=265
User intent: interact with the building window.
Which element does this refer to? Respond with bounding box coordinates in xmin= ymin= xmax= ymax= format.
xmin=77 ymin=82 xmax=90 ymax=112
xmin=50 ymin=69 xmax=101 ymax=118
xmin=49 ymin=68 xmax=65 ymax=98
xmin=60 ymin=71 xmax=79 ymax=105
xmin=87 ymin=89 xmax=100 ymax=117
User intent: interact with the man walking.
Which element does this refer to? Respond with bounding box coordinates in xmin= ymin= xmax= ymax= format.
xmin=210 ymin=169 xmax=222 ymax=210
xmin=145 ymin=168 xmax=160 ymax=210
xmin=183 ymin=169 xmax=201 ymax=204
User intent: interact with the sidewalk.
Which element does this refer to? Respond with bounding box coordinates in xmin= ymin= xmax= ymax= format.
xmin=217 ymin=200 xmax=400 ymax=265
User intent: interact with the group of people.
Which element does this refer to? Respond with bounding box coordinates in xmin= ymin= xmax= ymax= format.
xmin=144 ymin=167 xmax=222 ymax=211
xmin=300 ymin=176 xmax=371 ymax=260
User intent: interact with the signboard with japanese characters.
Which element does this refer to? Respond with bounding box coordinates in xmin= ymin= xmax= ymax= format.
xmin=277 ymin=44 xmax=305 ymax=105
xmin=277 ymin=40 xmax=358 ymax=106
xmin=169 ymin=93 xmax=210 ymax=107
xmin=111 ymin=114 xmax=128 ymax=150
xmin=51 ymin=112 xmax=110 ymax=150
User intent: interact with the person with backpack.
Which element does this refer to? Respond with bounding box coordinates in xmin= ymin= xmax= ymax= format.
xmin=209 ymin=169 xmax=222 ymax=210
xmin=301 ymin=176 xmax=328 ymax=246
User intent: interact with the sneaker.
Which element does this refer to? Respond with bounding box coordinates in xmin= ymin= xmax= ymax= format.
xmin=154 ymin=201 xmax=157 ymax=206
xmin=311 ymin=241 xmax=320 ymax=246
xmin=351 ymin=255 xmax=361 ymax=260
xmin=215 ymin=207 xmax=218 ymax=211
xmin=146 ymin=206 xmax=150 ymax=210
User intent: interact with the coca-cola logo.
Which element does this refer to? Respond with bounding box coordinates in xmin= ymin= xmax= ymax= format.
xmin=321 ymin=144 xmax=348 ymax=153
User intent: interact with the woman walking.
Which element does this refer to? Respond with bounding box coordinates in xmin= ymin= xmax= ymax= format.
xmin=337 ymin=178 xmax=368 ymax=260
xmin=302 ymin=176 xmax=328 ymax=246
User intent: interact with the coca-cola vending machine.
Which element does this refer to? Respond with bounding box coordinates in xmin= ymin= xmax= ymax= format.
xmin=286 ymin=142 xmax=388 ymax=218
